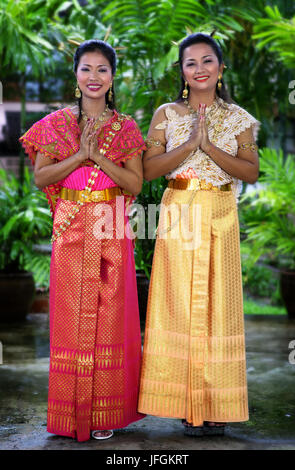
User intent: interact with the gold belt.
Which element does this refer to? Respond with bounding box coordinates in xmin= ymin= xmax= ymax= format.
xmin=168 ymin=179 xmax=231 ymax=191
xmin=59 ymin=186 xmax=122 ymax=203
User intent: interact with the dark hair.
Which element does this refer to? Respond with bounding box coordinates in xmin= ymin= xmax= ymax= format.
xmin=177 ymin=33 xmax=233 ymax=104
xmin=73 ymin=39 xmax=117 ymax=120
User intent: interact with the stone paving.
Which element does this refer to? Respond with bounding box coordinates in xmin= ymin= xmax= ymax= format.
xmin=0 ymin=313 xmax=295 ymax=451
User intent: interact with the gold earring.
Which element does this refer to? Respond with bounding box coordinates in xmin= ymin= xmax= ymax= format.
xmin=75 ymin=83 xmax=81 ymax=99
xmin=108 ymin=83 xmax=113 ymax=102
xmin=182 ymin=81 xmax=188 ymax=99
xmin=217 ymin=73 xmax=222 ymax=90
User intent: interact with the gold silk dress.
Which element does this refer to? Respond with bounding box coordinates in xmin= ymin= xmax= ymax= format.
xmin=138 ymin=97 xmax=260 ymax=426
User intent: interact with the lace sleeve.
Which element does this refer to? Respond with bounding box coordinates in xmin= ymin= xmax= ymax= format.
xmin=229 ymin=105 xmax=260 ymax=141
xmin=155 ymin=120 xmax=168 ymax=130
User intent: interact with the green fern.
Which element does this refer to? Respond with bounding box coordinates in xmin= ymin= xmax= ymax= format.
xmin=253 ymin=5 xmax=295 ymax=68
xmin=241 ymin=148 xmax=295 ymax=270
xmin=25 ymin=253 xmax=51 ymax=289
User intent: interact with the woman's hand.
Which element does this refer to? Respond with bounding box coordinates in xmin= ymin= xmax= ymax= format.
xmin=186 ymin=114 xmax=202 ymax=152
xmin=78 ymin=119 xmax=96 ymax=162
xmin=186 ymin=103 xmax=209 ymax=152
xmin=199 ymin=106 xmax=212 ymax=153
xmin=88 ymin=129 xmax=104 ymax=166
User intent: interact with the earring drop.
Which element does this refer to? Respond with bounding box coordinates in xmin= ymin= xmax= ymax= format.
xmin=182 ymin=81 xmax=188 ymax=99
xmin=217 ymin=74 xmax=222 ymax=90
xmin=108 ymin=83 xmax=113 ymax=102
xmin=75 ymin=83 xmax=82 ymax=99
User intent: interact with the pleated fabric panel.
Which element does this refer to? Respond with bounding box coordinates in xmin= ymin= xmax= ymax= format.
xmin=138 ymin=187 xmax=249 ymax=425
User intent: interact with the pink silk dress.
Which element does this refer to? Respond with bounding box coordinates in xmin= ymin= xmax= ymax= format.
xmin=20 ymin=108 xmax=146 ymax=441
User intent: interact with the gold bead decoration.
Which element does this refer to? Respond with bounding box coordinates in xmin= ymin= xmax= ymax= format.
xmin=111 ymin=122 xmax=121 ymax=131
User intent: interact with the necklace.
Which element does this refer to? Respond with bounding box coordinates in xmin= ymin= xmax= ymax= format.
xmin=183 ymin=99 xmax=198 ymax=116
xmin=184 ymin=99 xmax=217 ymax=116
xmin=81 ymin=105 xmax=109 ymax=130
xmin=184 ymin=98 xmax=224 ymax=144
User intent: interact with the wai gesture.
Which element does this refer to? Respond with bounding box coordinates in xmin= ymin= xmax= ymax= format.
xmin=187 ymin=103 xmax=211 ymax=154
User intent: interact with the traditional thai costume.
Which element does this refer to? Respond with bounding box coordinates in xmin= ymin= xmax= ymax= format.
xmin=138 ymin=97 xmax=260 ymax=426
xmin=20 ymin=107 xmax=146 ymax=441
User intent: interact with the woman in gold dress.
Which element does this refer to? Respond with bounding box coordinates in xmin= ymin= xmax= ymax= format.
xmin=138 ymin=33 xmax=260 ymax=436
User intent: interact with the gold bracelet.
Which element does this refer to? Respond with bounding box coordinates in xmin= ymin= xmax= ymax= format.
xmin=238 ymin=143 xmax=258 ymax=152
xmin=145 ymin=137 xmax=164 ymax=149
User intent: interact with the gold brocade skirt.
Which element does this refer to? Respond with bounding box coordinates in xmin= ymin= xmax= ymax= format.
xmin=138 ymin=186 xmax=249 ymax=425
xmin=47 ymin=198 xmax=144 ymax=441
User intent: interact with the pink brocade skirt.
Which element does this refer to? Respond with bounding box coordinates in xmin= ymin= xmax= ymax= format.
xmin=47 ymin=197 xmax=145 ymax=442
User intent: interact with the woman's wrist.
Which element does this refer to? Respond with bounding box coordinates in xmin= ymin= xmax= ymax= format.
xmin=76 ymin=150 xmax=86 ymax=163
xmin=201 ymin=141 xmax=213 ymax=155
xmin=183 ymin=140 xmax=196 ymax=154
xmin=91 ymin=151 xmax=104 ymax=167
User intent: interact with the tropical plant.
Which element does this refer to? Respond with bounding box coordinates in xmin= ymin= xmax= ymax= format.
xmin=96 ymin=0 xmax=249 ymax=132
xmin=253 ymin=5 xmax=295 ymax=69
xmin=91 ymin=0 xmax=295 ymax=141
xmin=240 ymin=243 xmax=282 ymax=305
xmin=0 ymin=167 xmax=52 ymax=274
xmin=0 ymin=0 xmax=81 ymax=186
xmin=24 ymin=250 xmax=51 ymax=290
xmin=240 ymin=148 xmax=295 ymax=271
xmin=133 ymin=177 xmax=167 ymax=278
xmin=2 ymin=0 xmax=294 ymax=145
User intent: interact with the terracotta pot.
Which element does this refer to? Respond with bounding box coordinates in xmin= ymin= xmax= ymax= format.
xmin=0 ymin=271 xmax=35 ymax=322
xmin=136 ymin=272 xmax=150 ymax=325
xmin=280 ymin=270 xmax=295 ymax=319
xmin=30 ymin=292 xmax=49 ymax=314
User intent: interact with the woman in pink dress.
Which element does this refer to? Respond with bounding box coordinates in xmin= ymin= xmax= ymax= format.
xmin=20 ymin=39 xmax=146 ymax=442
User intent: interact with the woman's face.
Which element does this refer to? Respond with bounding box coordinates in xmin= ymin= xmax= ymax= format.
xmin=182 ymin=43 xmax=223 ymax=94
xmin=76 ymin=50 xmax=113 ymax=100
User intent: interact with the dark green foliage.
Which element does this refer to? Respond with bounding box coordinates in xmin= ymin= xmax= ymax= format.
xmin=240 ymin=148 xmax=295 ymax=272
xmin=0 ymin=168 xmax=52 ymax=276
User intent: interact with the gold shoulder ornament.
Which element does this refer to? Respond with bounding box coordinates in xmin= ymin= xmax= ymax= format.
xmin=238 ymin=143 xmax=258 ymax=152
xmin=145 ymin=137 xmax=164 ymax=149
